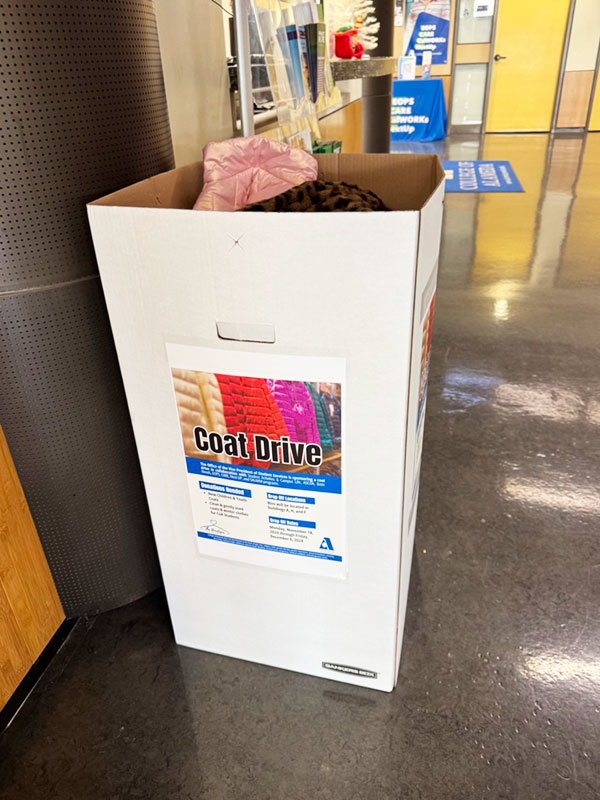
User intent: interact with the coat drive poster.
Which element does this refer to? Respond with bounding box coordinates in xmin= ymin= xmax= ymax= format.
xmin=167 ymin=344 xmax=345 ymax=577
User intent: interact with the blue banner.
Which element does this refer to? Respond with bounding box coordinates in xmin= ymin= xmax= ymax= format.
xmin=405 ymin=11 xmax=449 ymax=65
xmin=443 ymin=161 xmax=524 ymax=193
xmin=199 ymin=481 xmax=252 ymax=497
xmin=197 ymin=530 xmax=343 ymax=561
xmin=391 ymin=78 xmax=447 ymax=142
xmin=266 ymin=493 xmax=315 ymax=504
xmin=268 ymin=517 xmax=316 ymax=529
xmin=186 ymin=456 xmax=342 ymax=495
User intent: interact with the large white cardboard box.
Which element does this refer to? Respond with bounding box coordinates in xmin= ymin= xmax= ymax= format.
xmin=88 ymin=154 xmax=444 ymax=691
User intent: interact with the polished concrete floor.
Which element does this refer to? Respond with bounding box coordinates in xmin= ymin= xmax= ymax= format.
xmin=2 ymin=133 xmax=600 ymax=799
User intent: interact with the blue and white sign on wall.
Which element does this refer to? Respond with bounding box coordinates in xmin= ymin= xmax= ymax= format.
xmin=404 ymin=3 xmax=450 ymax=64
xmin=442 ymin=161 xmax=524 ymax=193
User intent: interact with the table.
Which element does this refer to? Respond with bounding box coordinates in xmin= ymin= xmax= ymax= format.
xmin=391 ymin=78 xmax=447 ymax=142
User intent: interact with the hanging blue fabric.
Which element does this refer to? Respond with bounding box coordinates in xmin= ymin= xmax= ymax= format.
xmin=391 ymin=78 xmax=447 ymax=142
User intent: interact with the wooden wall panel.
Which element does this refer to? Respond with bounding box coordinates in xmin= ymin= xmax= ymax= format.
xmin=441 ymin=75 xmax=452 ymax=107
xmin=394 ymin=25 xmax=404 ymax=58
xmin=0 ymin=425 xmax=64 ymax=710
xmin=454 ymin=43 xmax=490 ymax=64
xmin=320 ymin=99 xmax=364 ymax=153
xmin=556 ymin=70 xmax=595 ymax=128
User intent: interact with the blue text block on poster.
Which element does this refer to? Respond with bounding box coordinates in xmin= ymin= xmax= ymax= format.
xmin=199 ymin=481 xmax=252 ymax=498
xmin=186 ymin=457 xmax=341 ymax=495
xmin=442 ymin=161 xmax=524 ymax=193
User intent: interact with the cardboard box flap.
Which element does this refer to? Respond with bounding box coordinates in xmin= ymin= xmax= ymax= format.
xmin=315 ymin=154 xmax=444 ymax=212
xmin=90 ymin=153 xmax=444 ymax=213
xmin=91 ymin=161 xmax=204 ymax=210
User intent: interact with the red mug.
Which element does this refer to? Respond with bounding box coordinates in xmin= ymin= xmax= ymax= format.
xmin=334 ymin=29 xmax=364 ymax=60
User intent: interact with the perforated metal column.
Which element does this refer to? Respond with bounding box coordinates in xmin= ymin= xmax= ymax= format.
xmin=0 ymin=0 xmax=174 ymax=615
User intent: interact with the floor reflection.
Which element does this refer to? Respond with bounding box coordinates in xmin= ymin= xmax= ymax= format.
xmin=394 ymin=132 xmax=600 ymax=292
xmin=474 ymin=135 xmax=549 ymax=283
xmin=560 ymin=135 xmax=600 ymax=286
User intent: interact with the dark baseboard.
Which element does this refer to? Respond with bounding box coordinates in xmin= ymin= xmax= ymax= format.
xmin=0 ymin=618 xmax=77 ymax=736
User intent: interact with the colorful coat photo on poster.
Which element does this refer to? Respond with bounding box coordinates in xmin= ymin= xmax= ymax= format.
xmin=171 ymin=370 xmax=341 ymax=476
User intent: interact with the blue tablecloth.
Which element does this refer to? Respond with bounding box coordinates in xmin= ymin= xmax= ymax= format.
xmin=391 ymin=78 xmax=447 ymax=142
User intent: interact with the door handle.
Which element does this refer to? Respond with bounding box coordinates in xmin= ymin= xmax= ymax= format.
xmin=494 ymin=54 xmax=507 ymax=61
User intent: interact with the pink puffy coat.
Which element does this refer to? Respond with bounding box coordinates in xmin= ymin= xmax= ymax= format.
xmin=193 ymin=137 xmax=318 ymax=212
xmin=267 ymin=380 xmax=321 ymax=445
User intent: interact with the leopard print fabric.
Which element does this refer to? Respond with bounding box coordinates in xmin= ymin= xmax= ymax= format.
xmin=243 ymin=180 xmax=390 ymax=212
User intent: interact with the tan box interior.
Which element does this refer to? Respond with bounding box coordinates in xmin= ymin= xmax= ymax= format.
xmin=91 ymin=153 xmax=445 ymax=213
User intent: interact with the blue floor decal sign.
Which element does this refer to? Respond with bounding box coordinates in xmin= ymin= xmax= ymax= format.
xmin=442 ymin=160 xmax=524 ymax=193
